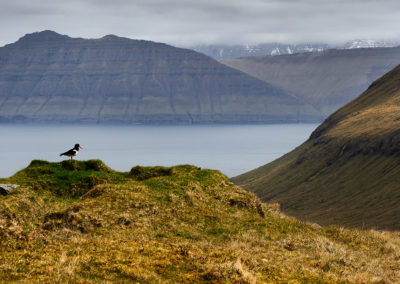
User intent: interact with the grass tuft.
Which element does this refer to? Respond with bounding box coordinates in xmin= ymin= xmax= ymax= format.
xmin=129 ymin=165 xmax=175 ymax=180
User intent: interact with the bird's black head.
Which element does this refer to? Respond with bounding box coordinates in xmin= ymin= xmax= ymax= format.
xmin=74 ymin=144 xmax=83 ymax=150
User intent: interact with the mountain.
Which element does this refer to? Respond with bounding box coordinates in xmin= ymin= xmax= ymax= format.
xmin=191 ymin=43 xmax=330 ymax=59
xmin=232 ymin=64 xmax=400 ymax=230
xmin=191 ymin=39 xmax=400 ymax=60
xmin=0 ymin=30 xmax=320 ymax=124
xmin=343 ymin=39 xmax=400 ymax=49
xmin=222 ymin=46 xmax=400 ymax=116
xmin=1 ymin=160 xmax=399 ymax=282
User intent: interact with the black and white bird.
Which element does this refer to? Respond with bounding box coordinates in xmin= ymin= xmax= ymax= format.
xmin=60 ymin=144 xmax=83 ymax=160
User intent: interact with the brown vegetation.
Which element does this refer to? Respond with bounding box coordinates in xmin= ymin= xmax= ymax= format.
xmin=1 ymin=160 xmax=399 ymax=282
xmin=232 ymin=64 xmax=400 ymax=231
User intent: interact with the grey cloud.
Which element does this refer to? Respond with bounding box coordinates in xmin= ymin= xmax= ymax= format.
xmin=1 ymin=0 xmax=400 ymax=47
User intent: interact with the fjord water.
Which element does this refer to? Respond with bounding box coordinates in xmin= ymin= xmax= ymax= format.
xmin=0 ymin=124 xmax=318 ymax=178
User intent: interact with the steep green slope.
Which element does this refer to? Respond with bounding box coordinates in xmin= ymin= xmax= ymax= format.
xmin=1 ymin=160 xmax=400 ymax=282
xmin=232 ymin=64 xmax=400 ymax=231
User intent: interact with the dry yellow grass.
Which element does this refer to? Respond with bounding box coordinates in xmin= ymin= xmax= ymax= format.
xmin=1 ymin=160 xmax=400 ymax=282
xmin=327 ymin=104 xmax=400 ymax=138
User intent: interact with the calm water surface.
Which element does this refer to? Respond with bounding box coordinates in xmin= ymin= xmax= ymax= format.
xmin=0 ymin=124 xmax=318 ymax=178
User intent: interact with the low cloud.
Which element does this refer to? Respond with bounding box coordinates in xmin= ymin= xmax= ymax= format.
xmin=1 ymin=0 xmax=400 ymax=47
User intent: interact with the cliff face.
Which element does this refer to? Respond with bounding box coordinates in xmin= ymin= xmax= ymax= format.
xmin=232 ymin=64 xmax=400 ymax=230
xmin=222 ymin=47 xmax=400 ymax=117
xmin=0 ymin=31 xmax=320 ymax=124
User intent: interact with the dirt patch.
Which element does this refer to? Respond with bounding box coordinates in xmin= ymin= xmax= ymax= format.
xmin=43 ymin=206 xmax=102 ymax=233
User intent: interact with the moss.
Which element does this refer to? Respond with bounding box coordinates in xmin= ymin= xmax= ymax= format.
xmin=61 ymin=159 xmax=113 ymax=172
xmin=3 ymin=159 xmax=125 ymax=198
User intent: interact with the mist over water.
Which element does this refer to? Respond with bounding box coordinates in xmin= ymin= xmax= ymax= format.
xmin=0 ymin=124 xmax=318 ymax=178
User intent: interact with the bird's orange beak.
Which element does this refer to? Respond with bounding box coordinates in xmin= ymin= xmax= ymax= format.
xmin=80 ymin=146 xmax=83 ymax=149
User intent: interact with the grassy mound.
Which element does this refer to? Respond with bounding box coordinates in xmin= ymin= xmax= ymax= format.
xmin=2 ymin=160 xmax=124 ymax=198
xmin=0 ymin=160 xmax=399 ymax=282
xmin=128 ymin=165 xmax=175 ymax=180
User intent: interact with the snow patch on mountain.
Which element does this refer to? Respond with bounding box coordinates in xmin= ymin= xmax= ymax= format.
xmin=191 ymin=39 xmax=400 ymax=59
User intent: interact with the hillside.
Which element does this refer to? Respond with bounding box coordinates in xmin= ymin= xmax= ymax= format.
xmin=1 ymin=160 xmax=399 ymax=282
xmin=222 ymin=46 xmax=400 ymax=116
xmin=0 ymin=30 xmax=320 ymax=124
xmin=232 ymin=64 xmax=400 ymax=231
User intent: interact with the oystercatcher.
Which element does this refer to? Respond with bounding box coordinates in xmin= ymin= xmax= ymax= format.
xmin=60 ymin=144 xmax=83 ymax=160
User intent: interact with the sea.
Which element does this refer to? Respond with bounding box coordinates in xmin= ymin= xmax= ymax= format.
xmin=0 ymin=124 xmax=318 ymax=178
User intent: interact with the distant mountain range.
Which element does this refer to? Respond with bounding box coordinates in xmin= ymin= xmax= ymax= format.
xmin=232 ymin=64 xmax=400 ymax=230
xmin=0 ymin=31 xmax=321 ymax=124
xmin=222 ymin=46 xmax=400 ymax=116
xmin=191 ymin=39 xmax=400 ymax=59
xmin=3 ymin=31 xmax=400 ymax=124
xmin=191 ymin=43 xmax=329 ymax=60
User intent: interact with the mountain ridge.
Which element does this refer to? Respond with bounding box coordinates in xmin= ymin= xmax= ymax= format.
xmin=15 ymin=30 xmax=70 ymax=43
xmin=191 ymin=39 xmax=400 ymax=60
xmin=0 ymin=30 xmax=321 ymax=124
xmin=232 ymin=64 xmax=400 ymax=230
xmin=222 ymin=46 xmax=400 ymax=116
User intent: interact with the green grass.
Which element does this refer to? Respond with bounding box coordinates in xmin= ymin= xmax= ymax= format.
xmin=1 ymin=160 xmax=400 ymax=282
xmin=0 ymin=159 xmax=126 ymax=198
xmin=232 ymin=64 xmax=400 ymax=231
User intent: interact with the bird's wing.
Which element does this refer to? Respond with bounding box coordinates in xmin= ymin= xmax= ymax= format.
xmin=60 ymin=149 xmax=76 ymax=156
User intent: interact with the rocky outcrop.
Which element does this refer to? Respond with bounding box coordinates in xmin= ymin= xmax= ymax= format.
xmin=0 ymin=184 xmax=19 ymax=195
xmin=0 ymin=31 xmax=321 ymax=124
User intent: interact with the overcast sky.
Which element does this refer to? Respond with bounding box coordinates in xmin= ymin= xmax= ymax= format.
xmin=1 ymin=0 xmax=400 ymax=47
